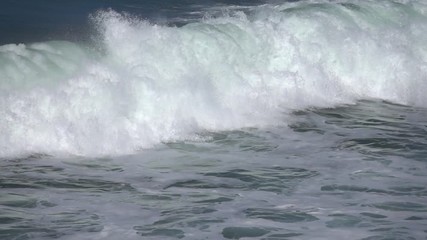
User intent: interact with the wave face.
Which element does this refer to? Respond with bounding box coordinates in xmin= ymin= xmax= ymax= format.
xmin=1 ymin=0 xmax=427 ymax=157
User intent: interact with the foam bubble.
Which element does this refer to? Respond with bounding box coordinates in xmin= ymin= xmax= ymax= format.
xmin=1 ymin=1 xmax=427 ymax=157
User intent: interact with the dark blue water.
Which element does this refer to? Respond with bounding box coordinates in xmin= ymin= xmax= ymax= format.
xmin=0 ymin=0 xmax=266 ymax=44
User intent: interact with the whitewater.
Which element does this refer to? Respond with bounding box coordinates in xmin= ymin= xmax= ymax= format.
xmin=1 ymin=1 xmax=427 ymax=239
xmin=1 ymin=0 xmax=426 ymax=157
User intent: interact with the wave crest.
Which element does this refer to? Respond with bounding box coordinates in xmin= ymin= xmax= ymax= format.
xmin=1 ymin=1 xmax=427 ymax=157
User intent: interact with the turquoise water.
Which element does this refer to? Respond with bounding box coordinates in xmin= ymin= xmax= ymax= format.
xmin=1 ymin=1 xmax=427 ymax=239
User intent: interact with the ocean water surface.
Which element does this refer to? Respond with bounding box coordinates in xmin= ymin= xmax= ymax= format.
xmin=1 ymin=0 xmax=427 ymax=239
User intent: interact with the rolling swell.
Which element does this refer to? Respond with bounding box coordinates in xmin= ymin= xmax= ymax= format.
xmin=1 ymin=0 xmax=427 ymax=157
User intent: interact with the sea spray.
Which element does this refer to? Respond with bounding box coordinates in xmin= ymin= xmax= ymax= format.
xmin=1 ymin=0 xmax=426 ymax=157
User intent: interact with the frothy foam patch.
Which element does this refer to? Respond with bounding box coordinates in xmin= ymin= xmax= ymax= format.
xmin=1 ymin=1 xmax=427 ymax=157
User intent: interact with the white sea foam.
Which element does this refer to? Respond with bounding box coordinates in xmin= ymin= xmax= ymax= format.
xmin=1 ymin=1 xmax=426 ymax=157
